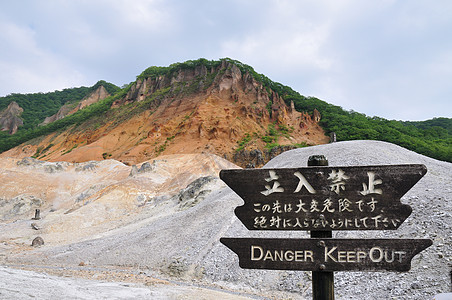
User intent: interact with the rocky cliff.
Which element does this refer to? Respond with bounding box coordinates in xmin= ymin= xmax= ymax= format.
xmin=40 ymin=86 xmax=110 ymax=125
xmin=40 ymin=103 xmax=74 ymax=126
xmin=0 ymin=101 xmax=24 ymax=134
xmin=70 ymin=85 xmax=110 ymax=113
xmin=1 ymin=60 xmax=328 ymax=167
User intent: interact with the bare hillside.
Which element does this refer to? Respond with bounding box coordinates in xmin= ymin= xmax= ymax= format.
xmin=0 ymin=140 xmax=450 ymax=299
xmin=1 ymin=61 xmax=328 ymax=168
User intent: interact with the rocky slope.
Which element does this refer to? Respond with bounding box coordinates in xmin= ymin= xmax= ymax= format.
xmin=40 ymin=86 xmax=110 ymax=125
xmin=1 ymin=60 xmax=328 ymax=167
xmin=0 ymin=141 xmax=450 ymax=299
xmin=0 ymin=153 xmax=237 ymax=246
xmin=0 ymin=101 xmax=23 ymax=134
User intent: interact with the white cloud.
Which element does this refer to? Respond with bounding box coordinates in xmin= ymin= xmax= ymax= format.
xmin=0 ymin=0 xmax=451 ymax=120
xmin=0 ymin=60 xmax=86 ymax=95
xmin=109 ymin=0 xmax=170 ymax=30
xmin=220 ymin=23 xmax=332 ymax=72
xmin=0 ymin=19 xmax=87 ymax=95
xmin=0 ymin=0 xmax=174 ymax=95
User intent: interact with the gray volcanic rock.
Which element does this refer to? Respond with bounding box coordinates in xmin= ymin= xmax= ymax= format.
xmin=4 ymin=141 xmax=451 ymax=299
xmin=262 ymin=140 xmax=452 ymax=298
xmin=0 ymin=267 xmax=153 ymax=299
xmin=0 ymin=194 xmax=42 ymax=220
xmin=129 ymin=161 xmax=156 ymax=177
xmin=0 ymin=266 xmax=258 ymax=299
xmin=31 ymin=236 xmax=44 ymax=247
xmin=17 ymin=157 xmax=69 ymax=173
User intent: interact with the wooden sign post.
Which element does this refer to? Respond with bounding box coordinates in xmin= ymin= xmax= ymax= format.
xmin=219 ymin=164 xmax=425 ymax=231
xmin=220 ymin=238 xmax=433 ymax=272
xmin=220 ymin=155 xmax=432 ymax=300
xmin=308 ymin=155 xmax=333 ymax=300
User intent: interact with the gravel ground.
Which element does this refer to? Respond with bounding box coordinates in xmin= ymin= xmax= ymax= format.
xmin=0 ymin=266 xmax=258 ymax=300
xmin=4 ymin=140 xmax=451 ymax=299
xmin=261 ymin=140 xmax=452 ymax=299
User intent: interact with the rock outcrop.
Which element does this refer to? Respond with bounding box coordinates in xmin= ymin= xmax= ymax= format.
xmin=1 ymin=60 xmax=329 ymax=167
xmin=128 ymin=161 xmax=155 ymax=177
xmin=40 ymin=86 xmax=110 ymax=126
xmin=40 ymin=103 xmax=74 ymax=125
xmin=0 ymin=101 xmax=23 ymax=134
xmin=108 ymin=60 xmax=328 ymax=166
xmin=69 ymin=85 xmax=110 ymax=114
xmin=0 ymin=194 xmax=42 ymax=220
xmin=31 ymin=236 xmax=44 ymax=247
xmin=232 ymin=145 xmax=297 ymax=168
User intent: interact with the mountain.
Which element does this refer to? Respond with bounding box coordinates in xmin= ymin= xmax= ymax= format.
xmin=0 ymin=58 xmax=451 ymax=164
xmin=0 ymin=59 xmax=329 ymax=167
xmin=0 ymin=81 xmax=119 ymax=133
xmin=0 ymin=58 xmax=450 ymax=298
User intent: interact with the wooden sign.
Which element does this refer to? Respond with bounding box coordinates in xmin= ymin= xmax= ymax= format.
xmin=220 ymin=238 xmax=432 ymax=272
xmin=220 ymin=164 xmax=426 ymax=231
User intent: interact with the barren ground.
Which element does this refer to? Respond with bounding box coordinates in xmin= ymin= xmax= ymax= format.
xmin=1 ymin=141 xmax=451 ymax=299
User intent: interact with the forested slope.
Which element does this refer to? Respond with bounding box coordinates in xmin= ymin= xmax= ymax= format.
xmin=0 ymin=58 xmax=450 ymax=163
xmin=0 ymin=81 xmax=120 ymax=152
xmin=223 ymin=58 xmax=452 ymax=162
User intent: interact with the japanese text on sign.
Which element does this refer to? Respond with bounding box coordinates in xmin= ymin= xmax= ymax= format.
xmin=253 ymin=169 xmax=397 ymax=230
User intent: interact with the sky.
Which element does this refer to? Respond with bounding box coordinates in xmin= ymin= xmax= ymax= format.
xmin=0 ymin=0 xmax=451 ymax=121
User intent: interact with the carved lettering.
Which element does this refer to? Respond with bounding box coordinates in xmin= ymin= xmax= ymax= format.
xmin=251 ymin=245 xmax=263 ymax=261
xmin=360 ymin=171 xmax=383 ymax=195
xmin=325 ymin=246 xmax=338 ymax=262
xmin=369 ymin=247 xmax=384 ymax=262
xmin=324 ymin=246 xmax=408 ymax=264
xmin=293 ymin=171 xmax=316 ymax=194
xmin=251 ymin=246 xmax=315 ymax=262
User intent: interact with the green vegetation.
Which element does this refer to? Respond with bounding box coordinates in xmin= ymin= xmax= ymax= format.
xmin=405 ymin=117 xmax=452 ymax=136
xmin=0 ymin=82 xmax=123 ymax=153
xmin=63 ymin=144 xmax=79 ymax=155
xmin=292 ymin=97 xmax=452 ymax=162
xmin=102 ymin=152 xmax=112 ymax=159
xmin=266 ymin=100 xmax=273 ymax=117
xmin=261 ymin=124 xmax=283 ymax=150
xmin=293 ymin=142 xmax=310 ymax=148
xmin=236 ymin=133 xmax=253 ymax=152
xmin=32 ymin=143 xmax=54 ymax=158
xmin=137 ymin=58 xmax=222 ymax=81
xmin=219 ymin=58 xmax=452 ymax=163
xmin=156 ymin=140 xmax=168 ymax=155
xmin=203 ymin=71 xmax=218 ymax=90
xmin=0 ymin=58 xmax=451 ymax=163
xmin=0 ymin=80 xmax=119 ymax=131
